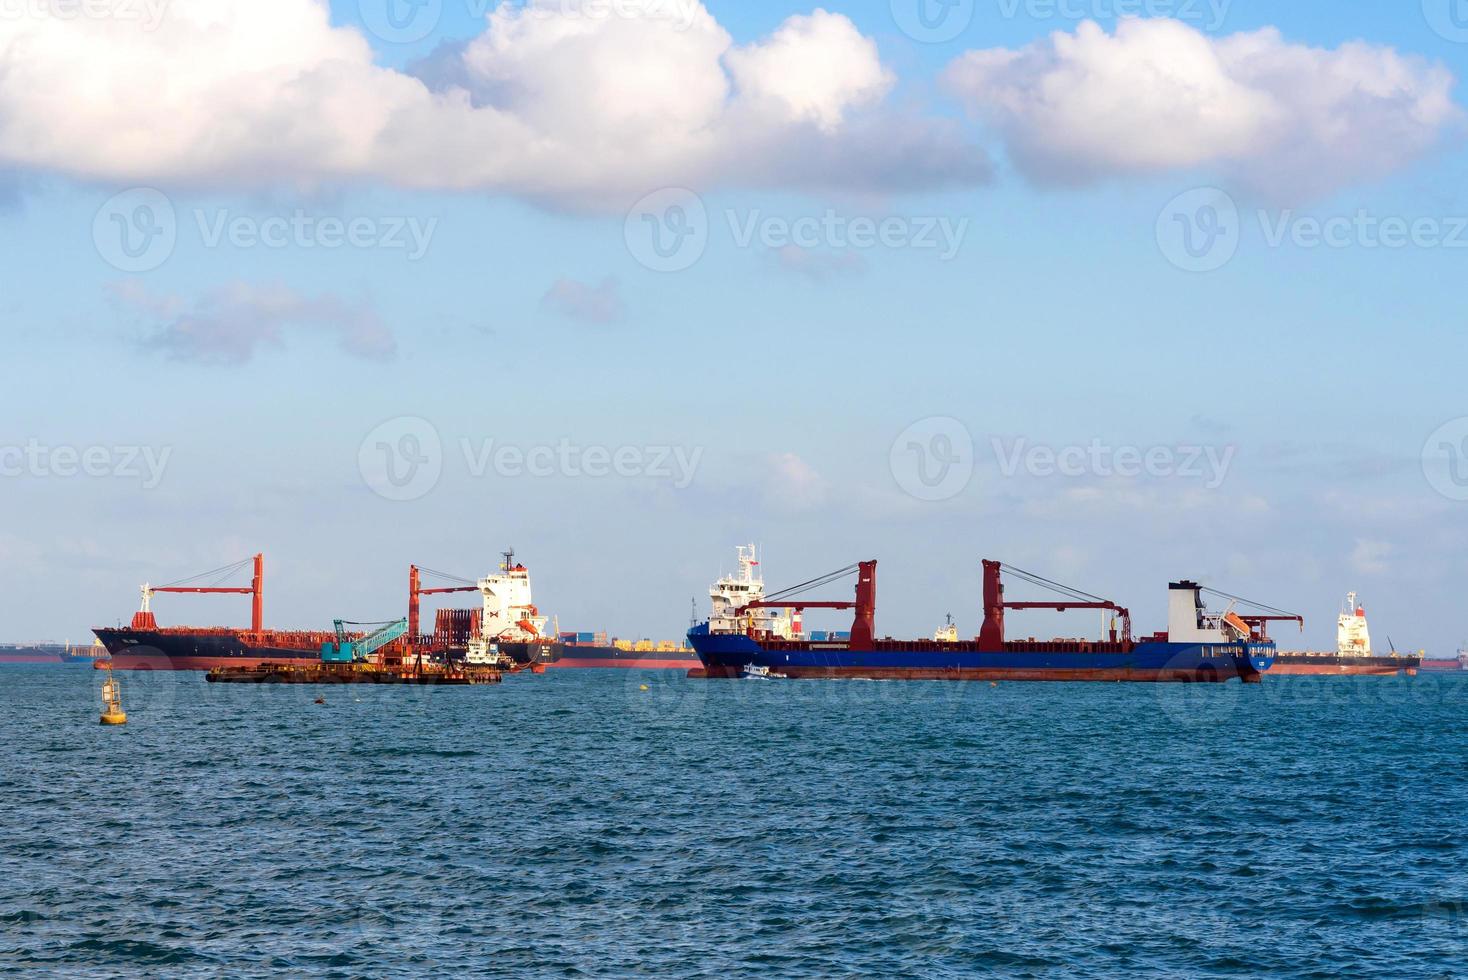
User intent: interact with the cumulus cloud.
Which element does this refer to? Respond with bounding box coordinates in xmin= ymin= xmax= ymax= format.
xmin=540 ymin=276 xmax=624 ymax=323
xmin=111 ymin=280 xmax=395 ymax=364
xmin=0 ymin=0 xmax=988 ymax=210
xmin=944 ymin=17 xmax=1462 ymax=199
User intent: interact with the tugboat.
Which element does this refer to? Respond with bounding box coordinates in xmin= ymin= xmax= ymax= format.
xmin=1268 ymin=592 xmax=1420 ymax=676
xmin=688 ymin=548 xmax=1277 ymax=683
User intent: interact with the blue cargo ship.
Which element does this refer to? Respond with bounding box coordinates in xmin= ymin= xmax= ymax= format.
xmin=687 ymin=552 xmax=1276 ymax=683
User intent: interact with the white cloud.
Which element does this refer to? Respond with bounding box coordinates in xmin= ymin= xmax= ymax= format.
xmin=944 ymin=17 xmax=1462 ymax=199
xmin=111 ymin=279 xmax=395 ymax=364
xmin=0 ymin=0 xmax=987 ymax=210
xmin=1350 ymin=539 xmax=1392 ymax=576
xmin=725 ymin=10 xmax=894 ymax=132
xmin=764 ymin=452 xmax=829 ymax=511
xmin=540 ymin=276 xmax=624 ymax=323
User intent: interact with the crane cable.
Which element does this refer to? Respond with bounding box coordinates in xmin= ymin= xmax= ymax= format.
xmin=763 ymin=563 xmax=861 ymax=603
xmin=1200 ymin=587 xmax=1298 ymax=619
xmin=156 ymin=556 xmax=255 ymax=590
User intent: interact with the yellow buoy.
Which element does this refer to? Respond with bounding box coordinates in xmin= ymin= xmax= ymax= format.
xmin=100 ymin=665 xmax=127 ymax=725
xmin=639 ymin=684 xmax=649 ymax=691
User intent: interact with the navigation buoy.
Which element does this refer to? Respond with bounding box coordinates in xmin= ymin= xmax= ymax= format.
xmin=99 ymin=665 xmax=127 ymax=725
xmin=639 ymin=684 xmax=649 ymax=691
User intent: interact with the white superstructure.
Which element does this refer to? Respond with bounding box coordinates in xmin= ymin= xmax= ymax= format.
xmin=708 ymin=544 xmax=796 ymax=638
xmin=1166 ymin=580 xmax=1243 ymax=643
xmin=1336 ymin=592 xmax=1372 ymax=657
xmin=465 ymin=550 xmax=548 ymax=665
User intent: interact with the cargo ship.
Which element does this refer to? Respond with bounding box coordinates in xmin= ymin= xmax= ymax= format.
xmin=545 ymin=634 xmax=698 ymax=669
xmin=0 ymin=641 xmax=109 ymax=665
xmin=687 ymin=547 xmax=1277 ymax=682
xmin=0 ymin=645 xmax=65 ymax=665
xmin=93 ymin=551 xmax=693 ymax=670
xmin=1267 ymin=592 xmax=1420 ymax=676
xmin=1421 ymin=646 xmax=1468 ymax=672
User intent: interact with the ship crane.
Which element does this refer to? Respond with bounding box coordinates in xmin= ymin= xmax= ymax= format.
xmin=736 ymin=561 xmax=878 ymax=648
xmin=134 ymin=554 xmax=264 ymax=633
xmin=408 ymin=565 xmax=479 ymax=639
xmin=979 ymin=560 xmax=1131 ymax=650
xmin=1200 ymin=587 xmax=1303 ymax=641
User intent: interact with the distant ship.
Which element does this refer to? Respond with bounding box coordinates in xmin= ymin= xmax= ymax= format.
xmin=1267 ymin=592 xmax=1420 ymax=676
xmin=0 ymin=641 xmax=109 ymax=665
xmin=688 ymin=546 xmax=1277 ymax=683
xmin=94 ymin=551 xmax=692 ymax=670
xmin=1420 ymin=645 xmax=1468 ymax=673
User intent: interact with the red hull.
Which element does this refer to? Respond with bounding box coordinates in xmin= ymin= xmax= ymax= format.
xmin=105 ymin=653 xmax=318 ymax=671
xmin=691 ymin=665 xmax=1251 ymax=683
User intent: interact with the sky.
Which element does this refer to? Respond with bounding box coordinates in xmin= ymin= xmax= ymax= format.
xmin=2 ymin=0 xmax=1467 ymax=653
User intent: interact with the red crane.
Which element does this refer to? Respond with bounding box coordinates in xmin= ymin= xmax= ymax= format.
xmin=979 ymin=560 xmax=1131 ymax=651
xmin=134 ymin=553 xmax=264 ymax=632
xmin=408 ymin=565 xmax=479 ymax=639
xmin=736 ymin=560 xmax=878 ymax=648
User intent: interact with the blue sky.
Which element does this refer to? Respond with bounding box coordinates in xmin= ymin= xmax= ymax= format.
xmin=3 ymin=0 xmax=1468 ymax=653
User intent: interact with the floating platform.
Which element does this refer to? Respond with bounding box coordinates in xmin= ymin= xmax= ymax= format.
xmin=205 ymin=663 xmax=503 ymax=685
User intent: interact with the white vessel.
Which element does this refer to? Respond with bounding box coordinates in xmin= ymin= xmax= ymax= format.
xmin=707 ymin=545 xmax=799 ymax=639
xmin=465 ymin=550 xmax=549 ymax=666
